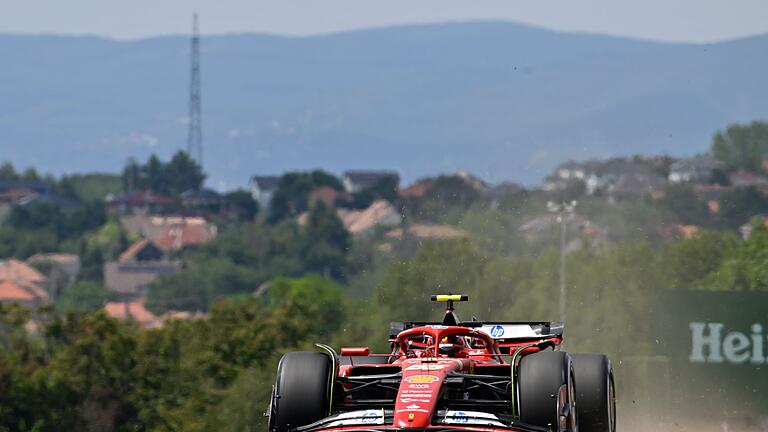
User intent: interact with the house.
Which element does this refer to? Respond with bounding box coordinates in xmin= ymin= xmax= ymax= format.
xmin=103 ymin=239 xmax=179 ymax=296
xmin=729 ymin=170 xmax=768 ymax=188
xmin=27 ymin=253 xmax=81 ymax=285
xmin=104 ymin=301 xmax=159 ymax=328
xmin=336 ymin=200 xmax=402 ymax=235
xmin=298 ymin=199 xmax=402 ymax=236
xmin=250 ymin=175 xmax=281 ymax=209
xmin=545 ymin=158 xmax=660 ymax=196
xmin=180 ymin=188 xmax=222 ymax=208
xmin=0 ymin=187 xmax=38 ymax=204
xmin=105 ymin=190 xmax=178 ymax=215
xmin=0 ymin=258 xmax=49 ymax=306
xmin=17 ymin=193 xmax=79 ymax=210
xmin=153 ymin=224 xmax=217 ymax=252
xmin=0 ymin=280 xmax=49 ymax=307
xmin=0 ymin=181 xmax=76 ymax=209
xmin=0 ymin=180 xmax=51 ymax=196
xmin=0 ymin=258 xmax=47 ymax=286
xmin=342 ymin=171 xmax=400 ymax=194
xmin=119 ymin=215 xmax=217 ymax=252
xmin=668 ymin=156 xmax=723 ymax=183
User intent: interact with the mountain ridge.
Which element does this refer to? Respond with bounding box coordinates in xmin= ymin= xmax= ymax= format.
xmin=0 ymin=21 xmax=766 ymax=188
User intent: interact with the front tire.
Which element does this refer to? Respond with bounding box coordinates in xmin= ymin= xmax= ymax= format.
xmin=268 ymin=351 xmax=333 ymax=432
xmin=572 ymin=354 xmax=616 ymax=432
xmin=519 ymin=350 xmax=577 ymax=432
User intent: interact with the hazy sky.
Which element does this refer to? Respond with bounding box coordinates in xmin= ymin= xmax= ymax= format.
xmin=0 ymin=0 xmax=766 ymax=42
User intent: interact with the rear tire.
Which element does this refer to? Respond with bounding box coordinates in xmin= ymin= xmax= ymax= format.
xmin=269 ymin=351 xmax=333 ymax=432
xmin=519 ymin=350 xmax=577 ymax=431
xmin=572 ymin=354 xmax=616 ymax=432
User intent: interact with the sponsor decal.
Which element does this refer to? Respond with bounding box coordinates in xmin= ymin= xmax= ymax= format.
xmin=326 ymin=409 xmax=385 ymax=427
xmin=405 ymin=363 xmax=449 ymax=371
xmin=443 ymin=410 xmax=505 ymax=427
xmin=396 ymin=408 xmax=430 ymax=414
xmin=401 ymin=390 xmax=432 ymax=394
xmin=405 ymin=375 xmax=439 ymax=384
xmin=361 ymin=411 xmax=379 ymax=424
xmin=490 ymin=325 xmax=505 ymax=338
xmin=690 ymin=322 xmax=767 ymax=364
xmin=450 ymin=411 xmax=468 ymax=423
xmin=406 ymin=404 xmax=421 ymax=409
xmin=408 ymin=383 xmax=430 ymax=389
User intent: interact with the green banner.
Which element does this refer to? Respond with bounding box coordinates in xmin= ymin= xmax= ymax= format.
xmin=654 ymin=290 xmax=768 ymax=417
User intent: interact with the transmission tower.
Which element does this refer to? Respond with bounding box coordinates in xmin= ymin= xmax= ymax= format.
xmin=187 ymin=13 xmax=203 ymax=166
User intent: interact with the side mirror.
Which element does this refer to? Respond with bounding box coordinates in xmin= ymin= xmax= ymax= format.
xmin=340 ymin=347 xmax=370 ymax=356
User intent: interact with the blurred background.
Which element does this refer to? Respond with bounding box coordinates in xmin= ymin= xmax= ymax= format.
xmin=0 ymin=1 xmax=767 ymax=431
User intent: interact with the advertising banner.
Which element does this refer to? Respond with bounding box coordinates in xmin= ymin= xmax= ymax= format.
xmin=654 ymin=290 xmax=768 ymax=417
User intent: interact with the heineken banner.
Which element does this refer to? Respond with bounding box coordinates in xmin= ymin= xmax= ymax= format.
xmin=654 ymin=290 xmax=768 ymax=417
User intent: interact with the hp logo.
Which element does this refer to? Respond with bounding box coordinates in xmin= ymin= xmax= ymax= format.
xmin=490 ymin=325 xmax=505 ymax=338
xmin=453 ymin=412 xmax=468 ymax=423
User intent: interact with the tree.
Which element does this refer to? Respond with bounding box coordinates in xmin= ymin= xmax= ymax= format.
xmin=708 ymin=223 xmax=768 ymax=291
xmin=269 ymin=170 xmax=343 ymax=221
xmin=223 ymin=189 xmax=259 ymax=221
xmin=658 ymin=231 xmax=738 ymax=289
xmin=121 ymin=152 xmax=205 ymax=196
xmin=146 ymin=258 xmax=264 ymax=313
xmin=350 ymin=175 xmax=399 ymax=209
xmin=377 ymin=239 xmax=488 ymax=321
xmin=163 ymin=151 xmax=206 ymax=194
xmin=56 ymin=281 xmax=110 ymax=312
xmin=718 ymin=186 xmax=768 ymax=229
xmin=658 ymin=183 xmax=711 ymax=226
xmin=300 ymin=202 xmax=351 ymax=279
xmin=711 ymin=121 xmax=768 ymax=172
xmin=0 ymin=161 xmax=18 ymax=181
xmin=122 ymin=158 xmax=140 ymax=192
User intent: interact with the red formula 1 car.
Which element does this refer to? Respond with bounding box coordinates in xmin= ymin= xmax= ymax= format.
xmin=267 ymin=295 xmax=615 ymax=432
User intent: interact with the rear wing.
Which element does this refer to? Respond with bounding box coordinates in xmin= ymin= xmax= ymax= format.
xmin=389 ymin=321 xmax=564 ymax=341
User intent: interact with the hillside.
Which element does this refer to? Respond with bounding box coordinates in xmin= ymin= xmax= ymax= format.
xmin=0 ymin=21 xmax=767 ymax=187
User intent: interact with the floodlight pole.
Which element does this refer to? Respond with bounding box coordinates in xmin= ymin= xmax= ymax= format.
xmin=547 ymin=200 xmax=578 ymax=324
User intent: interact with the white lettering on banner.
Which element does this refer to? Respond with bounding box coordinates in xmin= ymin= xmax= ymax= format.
xmin=690 ymin=322 xmax=724 ymax=363
xmin=723 ymin=332 xmax=750 ymax=364
xmin=689 ymin=322 xmax=767 ymax=364
xmin=751 ymin=324 xmax=765 ymax=364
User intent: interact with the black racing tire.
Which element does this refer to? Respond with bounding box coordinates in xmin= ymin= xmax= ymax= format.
xmin=519 ymin=350 xmax=577 ymax=431
xmin=269 ymin=351 xmax=333 ymax=432
xmin=572 ymin=354 xmax=616 ymax=432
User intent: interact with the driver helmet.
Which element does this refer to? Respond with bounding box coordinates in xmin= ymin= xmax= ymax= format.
xmin=438 ymin=335 xmax=464 ymax=356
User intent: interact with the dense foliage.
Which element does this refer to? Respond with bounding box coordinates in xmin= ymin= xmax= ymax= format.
xmin=4 ymin=225 xmax=767 ymax=430
xmin=122 ymin=152 xmax=205 ymax=195
xmin=4 ymin=121 xmax=768 ymax=429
